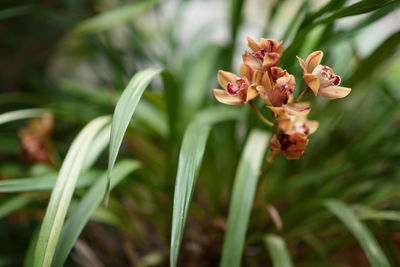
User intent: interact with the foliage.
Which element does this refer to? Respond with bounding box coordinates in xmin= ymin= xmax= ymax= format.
xmin=1 ymin=0 xmax=400 ymax=266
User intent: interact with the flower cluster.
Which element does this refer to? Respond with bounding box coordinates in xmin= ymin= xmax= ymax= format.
xmin=213 ymin=37 xmax=351 ymax=161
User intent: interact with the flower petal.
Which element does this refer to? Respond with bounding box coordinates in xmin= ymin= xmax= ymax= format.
xmin=240 ymin=63 xmax=253 ymax=82
xmin=305 ymin=51 xmax=323 ymax=73
xmin=242 ymin=51 xmax=262 ymax=72
xmin=281 ymin=133 xmax=309 ymax=160
xmin=296 ymin=56 xmax=307 ymax=73
xmin=318 ymin=86 xmax=351 ymax=99
xmin=213 ymin=89 xmax=244 ymax=105
xmin=303 ymin=73 xmax=320 ymax=95
xmin=218 ymin=70 xmax=237 ymax=90
xmin=247 ymin=36 xmax=261 ymax=52
xmin=284 ymin=102 xmax=311 ymax=116
xmin=268 ymin=106 xmax=286 ymax=116
xmin=305 ymin=120 xmax=319 ymax=135
xmin=245 ymin=85 xmax=258 ymax=103
xmin=262 ymin=52 xmax=281 ymax=70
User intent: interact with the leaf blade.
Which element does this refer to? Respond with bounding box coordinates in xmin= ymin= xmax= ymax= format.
xmin=34 ymin=115 xmax=110 ymax=267
xmin=264 ymin=234 xmax=294 ymax=267
xmin=323 ymin=199 xmax=390 ymax=267
xmin=106 ymin=68 xmax=161 ymax=204
xmin=220 ymin=130 xmax=270 ymax=267
xmin=52 ymin=160 xmax=141 ymax=267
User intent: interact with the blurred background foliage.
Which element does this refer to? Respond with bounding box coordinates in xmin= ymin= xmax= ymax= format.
xmin=1 ymin=0 xmax=400 ymax=266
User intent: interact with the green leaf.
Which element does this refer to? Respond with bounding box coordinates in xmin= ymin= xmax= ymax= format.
xmin=34 ymin=116 xmax=111 ymax=267
xmin=72 ymin=0 xmax=160 ymax=35
xmin=107 ymin=68 xmax=161 ymax=205
xmin=170 ymin=106 xmax=242 ymax=267
xmin=315 ymin=0 xmax=398 ymax=26
xmin=0 ymin=108 xmax=49 ymax=125
xmin=323 ymin=199 xmax=390 ymax=267
xmin=264 ymin=234 xmax=294 ymax=267
xmin=0 ymin=195 xmax=35 ymax=219
xmin=0 ymin=171 xmax=100 ymax=193
xmin=52 ymin=160 xmax=140 ymax=267
xmin=358 ymin=208 xmax=400 ymax=222
xmin=220 ymin=130 xmax=270 ymax=267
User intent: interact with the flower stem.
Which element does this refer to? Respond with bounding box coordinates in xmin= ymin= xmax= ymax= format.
xmin=249 ymin=100 xmax=274 ymax=127
xmin=295 ymin=87 xmax=310 ymax=102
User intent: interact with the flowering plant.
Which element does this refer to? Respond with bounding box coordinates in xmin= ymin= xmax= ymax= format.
xmin=213 ymin=37 xmax=351 ymax=161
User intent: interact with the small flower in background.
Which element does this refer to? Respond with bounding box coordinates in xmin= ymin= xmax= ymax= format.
xmin=213 ymin=37 xmax=351 ymax=161
xmin=297 ymin=51 xmax=351 ymax=99
xmin=18 ymin=113 xmax=54 ymax=164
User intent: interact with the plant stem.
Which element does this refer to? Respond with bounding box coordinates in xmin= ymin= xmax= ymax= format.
xmin=249 ymin=100 xmax=274 ymax=127
xmin=295 ymin=87 xmax=311 ymax=102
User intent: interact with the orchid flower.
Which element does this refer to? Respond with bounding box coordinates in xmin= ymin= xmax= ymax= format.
xmin=297 ymin=51 xmax=351 ymax=99
xmin=243 ymin=37 xmax=283 ymax=72
xmin=213 ymin=63 xmax=260 ymax=105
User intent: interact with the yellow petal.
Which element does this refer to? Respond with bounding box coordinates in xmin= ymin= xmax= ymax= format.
xmin=268 ymin=106 xmax=286 ymax=116
xmin=242 ymin=51 xmax=262 ymax=72
xmin=245 ymin=85 xmax=258 ymax=103
xmin=240 ymin=63 xmax=253 ymax=82
xmin=305 ymin=120 xmax=319 ymax=135
xmin=256 ymin=85 xmax=271 ymax=105
xmin=305 ymin=51 xmax=323 ymax=73
xmin=247 ymin=36 xmax=261 ymax=52
xmin=296 ymin=56 xmax=307 ymax=73
xmin=303 ymin=73 xmax=320 ymax=95
xmin=218 ymin=70 xmax=237 ymax=90
xmin=261 ymin=71 xmax=273 ymax=92
xmin=284 ymin=102 xmax=311 ymax=116
xmin=213 ymin=89 xmax=244 ymax=105
xmin=318 ymin=86 xmax=351 ymax=99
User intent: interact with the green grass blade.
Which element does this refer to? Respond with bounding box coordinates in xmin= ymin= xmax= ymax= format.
xmin=170 ymin=122 xmax=211 ymax=267
xmin=358 ymin=209 xmax=400 ymax=222
xmin=34 ymin=116 xmax=111 ymax=267
xmin=72 ymin=0 xmax=159 ymax=35
xmin=315 ymin=0 xmax=398 ymax=26
xmin=323 ymin=199 xmax=391 ymax=267
xmin=264 ymin=234 xmax=293 ymax=267
xmin=170 ymin=106 xmax=242 ymax=267
xmin=52 ymin=160 xmax=140 ymax=267
xmin=0 ymin=171 xmax=100 ymax=193
xmin=0 ymin=108 xmax=48 ymax=125
xmin=106 ymin=68 xmax=161 ymax=205
xmin=220 ymin=130 xmax=270 ymax=267
xmin=0 ymin=195 xmax=34 ymax=219
xmin=82 ymin=125 xmax=111 ymax=170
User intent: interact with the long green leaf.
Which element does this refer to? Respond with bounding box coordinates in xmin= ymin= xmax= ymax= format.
xmin=107 ymin=68 xmax=161 ymax=205
xmin=52 ymin=160 xmax=140 ymax=267
xmin=0 ymin=171 xmax=100 ymax=193
xmin=0 ymin=108 xmax=48 ymax=125
xmin=34 ymin=116 xmax=110 ymax=267
xmin=170 ymin=106 xmax=242 ymax=267
xmin=264 ymin=234 xmax=293 ymax=267
xmin=323 ymin=199 xmax=390 ymax=267
xmin=220 ymin=130 xmax=269 ymax=267
xmin=72 ymin=0 xmax=159 ymax=35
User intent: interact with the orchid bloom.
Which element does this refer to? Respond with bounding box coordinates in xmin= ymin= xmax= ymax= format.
xmin=297 ymin=51 xmax=351 ymax=99
xmin=213 ymin=63 xmax=260 ymax=105
xmin=256 ymin=67 xmax=311 ymax=116
xmin=269 ymin=113 xmax=318 ymax=161
xmin=243 ymin=37 xmax=283 ymax=72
